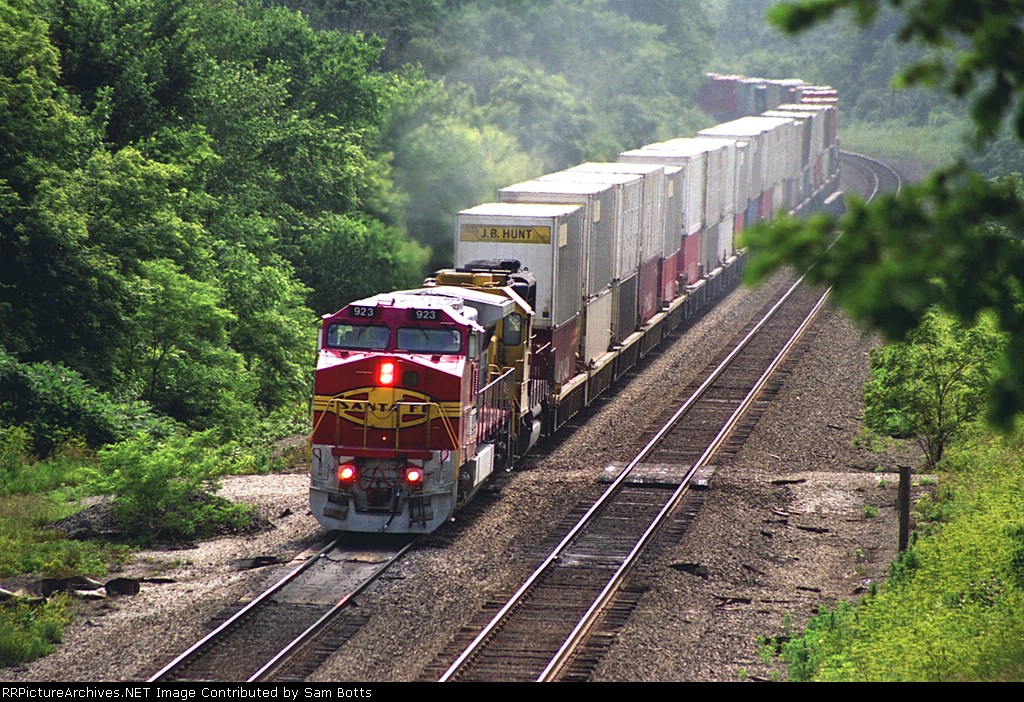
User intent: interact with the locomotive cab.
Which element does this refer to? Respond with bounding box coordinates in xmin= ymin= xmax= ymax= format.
xmin=310 ymin=287 xmax=522 ymax=533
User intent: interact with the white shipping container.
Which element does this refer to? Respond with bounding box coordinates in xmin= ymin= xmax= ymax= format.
xmin=661 ymin=166 xmax=684 ymax=258
xmin=719 ymin=214 xmax=735 ymax=260
xmin=731 ymin=140 xmax=751 ymax=212
xmin=699 ymin=116 xmax=794 ymax=197
xmin=565 ymin=162 xmax=667 ymax=264
xmin=582 ymin=286 xmax=614 ymax=365
xmin=498 ymin=179 xmax=617 ymax=297
xmin=456 ymin=203 xmax=584 ymax=328
xmin=702 ymin=221 xmax=719 ymax=273
xmin=777 ymin=103 xmax=832 ymax=157
xmin=764 ymin=110 xmax=814 ymax=201
xmin=640 ymin=138 xmax=735 ymax=223
xmin=619 ymin=145 xmax=705 ymax=236
xmin=538 ymin=170 xmax=644 ymax=280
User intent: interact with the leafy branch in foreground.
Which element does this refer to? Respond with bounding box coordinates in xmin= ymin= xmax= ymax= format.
xmin=769 ymin=0 xmax=1024 ymax=144
xmin=744 ymin=2 xmax=1024 ymax=430
xmin=743 ymin=168 xmax=1024 ymax=427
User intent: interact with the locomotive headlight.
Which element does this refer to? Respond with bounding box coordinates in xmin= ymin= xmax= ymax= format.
xmin=338 ymin=462 xmax=357 ymax=483
xmin=378 ymin=360 xmax=396 ymax=386
xmin=404 ymin=465 xmax=424 ymax=485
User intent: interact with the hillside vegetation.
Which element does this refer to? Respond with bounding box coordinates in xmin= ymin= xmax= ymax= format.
xmin=1 ymin=0 xmax=1022 ymax=679
xmin=0 ymin=0 xmax=718 ymax=666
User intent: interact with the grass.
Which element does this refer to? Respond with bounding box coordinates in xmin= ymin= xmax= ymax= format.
xmin=781 ymin=423 xmax=1024 ymax=681
xmin=0 ymin=596 xmax=75 ymax=668
xmin=840 ymin=116 xmax=972 ymax=171
xmin=0 ymin=494 xmax=130 ymax=578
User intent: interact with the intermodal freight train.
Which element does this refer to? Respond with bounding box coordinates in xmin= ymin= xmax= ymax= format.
xmin=309 ymin=74 xmax=841 ymax=534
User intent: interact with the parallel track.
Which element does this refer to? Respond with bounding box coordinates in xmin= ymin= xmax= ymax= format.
xmin=424 ymin=151 xmax=902 ymax=683
xmin=429 ymin=275 xmax=830 ymax=682
xmin=147 ymin=535 xmax=416 ymax=682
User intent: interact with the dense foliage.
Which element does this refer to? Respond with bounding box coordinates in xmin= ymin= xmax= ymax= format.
xmin=0 ymin=0 xmax=722 ymax=663
xmin=294 ymin=0 xmax=717 ymax=264
xmin=1 ymin=0 xmax=719 ymax=437
xmin=743 ymin=0 xmax=1024 ymax=430
xmin=782 ymin=425 xmax=1024 ymax=681
xmin=1 ymin=0 xmax=426 ymax=436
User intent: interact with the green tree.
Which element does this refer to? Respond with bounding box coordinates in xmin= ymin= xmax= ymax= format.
xmin=744 ymin=1 xmax=1024 ymax=428
xmin=392 ymin=112 xmax=541 ymax=266
xmin=121 ymin=259 xmax=253 ymax=430
xmin=864 ymin=309 xmax=1004 ymax=469
xmin=216 ymin=247 xmax=312 ymax=410
xmin=281 ymin=0 xmax=448 ymax=71
xmin=297 ymin=213 xmax=428 ymax=314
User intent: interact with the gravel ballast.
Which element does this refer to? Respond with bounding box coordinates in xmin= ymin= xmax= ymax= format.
xmin=0 ymin=275 xmax=920 ymax=683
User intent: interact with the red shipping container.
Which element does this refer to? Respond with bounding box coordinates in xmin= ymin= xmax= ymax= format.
xmin=534 ymin=318 xmax=580 ymax=386
xmin=678 ymin=232 xmax=701 ymax=286
xmin=759 ymin=187 xmax=775 ymax=220
xmin=638 ymin=257 xmax=660 ymax=325
xmin=659 ymin=255 xmax=678 ymax=305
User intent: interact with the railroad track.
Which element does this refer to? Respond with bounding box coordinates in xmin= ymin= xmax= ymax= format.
xmin=840 ymin=150 xmax=903 ymax=199
xmin=147 ymin=535 xmax=416 ymax=682
xmin=423 ymin=273 xmax=831 ymax=682
xmin=419 ymin=152 xmax=902 ymax=683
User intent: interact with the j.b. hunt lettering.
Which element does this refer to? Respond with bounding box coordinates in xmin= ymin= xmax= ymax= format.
xmin=460 ymin=224 xmax=551 ymax=244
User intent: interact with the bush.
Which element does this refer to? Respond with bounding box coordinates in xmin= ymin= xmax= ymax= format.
xmin=96 ymin=431 xmax=253 ymax=543
xmin=0 ymin=348 xmax=172 ymax=458
xmin=0 ymin=597 xmax=74 ymax=668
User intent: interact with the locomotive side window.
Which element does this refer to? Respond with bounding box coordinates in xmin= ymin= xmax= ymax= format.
xmin=502 ymin=313 xmax=523 ymax=346
xmin=326 ymin=324 xmax=390 ymax=350
xmin=397 ymin=328 xmax=462 ymax=354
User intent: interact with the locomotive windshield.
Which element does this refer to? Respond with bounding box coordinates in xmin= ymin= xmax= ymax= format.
xmin=326 ymin=323 xmax=390 ymax=350
xmin=397 ymin=328 xmax=462 ymax=354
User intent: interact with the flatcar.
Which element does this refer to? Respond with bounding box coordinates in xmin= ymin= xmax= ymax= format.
xmin=309 ymin=74 xmax=842 ymax=534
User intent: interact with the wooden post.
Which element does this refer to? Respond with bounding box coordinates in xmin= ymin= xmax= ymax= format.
xmin=898 ymin=464 xmax=911 ymax=552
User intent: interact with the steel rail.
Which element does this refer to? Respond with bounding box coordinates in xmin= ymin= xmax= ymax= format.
xmin=437 ymin=272 xmax=819 ymax=682
xmin=534 ymin=153 xmax=901 ymax=681
xmin=147 ymin=533 xmax=346 ymax=682
xmin=248 ymin=537 xmax=419 ymax=682
xmin=537 ymin=286 xmax=833 ymax=681
xmin=840 ymin=150 xmax=903 ymax=198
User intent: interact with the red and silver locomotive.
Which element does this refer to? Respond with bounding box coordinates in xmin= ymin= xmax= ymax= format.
xmin=310 ymin=266 xmax=542 ymax=533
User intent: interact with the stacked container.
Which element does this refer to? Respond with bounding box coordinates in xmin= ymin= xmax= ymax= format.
xmin=698 ymin=116 xmax=796 ymax=223
xmin=620 ymin=137 xmax=739 ymax=272
xmin=763 ymin=109 xmax=813 ymax=208
xmin=497 ymin=179 xmax=617 ymax=365
xmin=456 ymin=202 xmax=584 ymax=385
xmin=563 ymin=162 xmax=672 ymax=318
xmin=536 ymin=170 xmax=644 ymax=340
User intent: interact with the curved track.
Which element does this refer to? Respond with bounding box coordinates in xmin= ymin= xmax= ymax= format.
xmin=146 ymin=153 xmax=901 ymax=684
xmin=840 ymin=150 xmax=903 ymax=199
